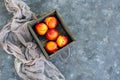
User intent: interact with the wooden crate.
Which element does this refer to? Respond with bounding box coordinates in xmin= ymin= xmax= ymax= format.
xmin=28 ymin=9 xmax=75 ymax=59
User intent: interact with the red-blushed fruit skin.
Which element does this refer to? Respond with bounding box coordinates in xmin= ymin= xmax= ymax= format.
xmin=45 ymin=41 xmax=58 ymax=54
xmin=35 ymin=23 xmax=48 ymax=35
xmin=56 ymin=35 xmax=69 ymax=48
xmin=45 ymin=16 xmax=58 ymax=29
xmin=46 ymin=29 xmax=59 ymax=40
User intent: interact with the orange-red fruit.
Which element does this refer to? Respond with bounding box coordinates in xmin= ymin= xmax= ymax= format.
xmin=35 ymin=23 xmax=48 ymax=35
xmin=45 ymin=41 xmax=58 ymax=53
xmin=46 ymin=29 xmax=59 ymax=40
xmin=44 ymin=16 xmax=58 ymax=29
xmin=56 ymin=35 xmax=68 ymax=47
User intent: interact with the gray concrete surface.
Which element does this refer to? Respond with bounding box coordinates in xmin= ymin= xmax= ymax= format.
xmin=1 ymin=0 xmax=120 ymax=80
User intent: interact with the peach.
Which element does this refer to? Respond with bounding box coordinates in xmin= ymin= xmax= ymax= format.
xmin=46 ymin=29 xmax=59 ymax=40
xmin=35 ymin=23 xmax=48 ymax=35
xmin=44 ymin=16 xmax=58 ymax=29
xmin=45 ymin=41 xmax=58 ymax=53
xmin=56 ymin=35 xmax=68 ymax=47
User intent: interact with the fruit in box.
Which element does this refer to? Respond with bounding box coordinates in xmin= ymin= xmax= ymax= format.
xmin=56 ymin=35 xmax=68 ymax=48
xmin=44 ymin=16 xmax=58 ymax=29
xmin=35 ymin=23 xmax=48 ymax=35
xmin=28 ymin=10 xmax=75 ymax=59
xmin=46 ymin=29 xmax=59 ymax=40
xmin=45 ymin=41 xmax=58 ymax=53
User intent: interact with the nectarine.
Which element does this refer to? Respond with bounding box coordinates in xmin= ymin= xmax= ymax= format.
xmin=46 ymin=29 xmax=59 ymax=40
xmin=44 ymin=16 xmax=58 ymax=29
xmin=45 ymin=41 xmax=58 ymax=53
xmin=56 ymin=35 xmax=68 ymax=47
xmin=35 ymin=23 xmax=48 ymax=35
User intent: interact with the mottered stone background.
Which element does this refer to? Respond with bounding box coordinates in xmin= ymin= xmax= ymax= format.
xmin=0 ymin=0 xmax=120 ymax=80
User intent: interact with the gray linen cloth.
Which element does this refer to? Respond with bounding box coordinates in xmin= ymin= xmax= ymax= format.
xmin=0 ymin=0 xmax=65 ymax=80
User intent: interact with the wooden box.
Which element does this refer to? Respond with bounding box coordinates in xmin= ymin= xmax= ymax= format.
xmin=28 ymin=9 xmax=75 ymax=59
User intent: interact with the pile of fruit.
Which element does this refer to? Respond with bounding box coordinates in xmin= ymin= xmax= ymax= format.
xmin=35 ymin=16 xmax=69 ymax=54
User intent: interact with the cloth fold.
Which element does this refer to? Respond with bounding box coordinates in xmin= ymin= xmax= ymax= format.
xmin=0 ymin=0 xmax=65 ymax=80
